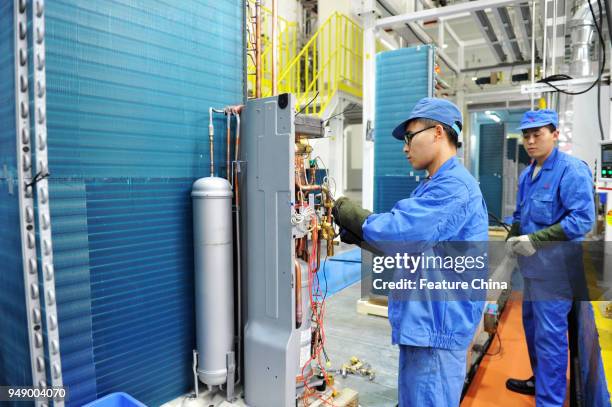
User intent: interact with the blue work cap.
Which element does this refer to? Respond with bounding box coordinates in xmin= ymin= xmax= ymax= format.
xmin=391 ymin=97 xmax=463 ymax=140
xmin=517 ymin=109 xmax=559 ymax=131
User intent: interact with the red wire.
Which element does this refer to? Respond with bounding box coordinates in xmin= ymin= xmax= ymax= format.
xmin=298 ymin=218 xmax=337 ymax=407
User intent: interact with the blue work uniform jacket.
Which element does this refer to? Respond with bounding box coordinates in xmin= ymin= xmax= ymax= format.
xmin=513 ymin=148 xmax=595 ymax=280
xmin=362 ymin=156 xmax=489 ymax=350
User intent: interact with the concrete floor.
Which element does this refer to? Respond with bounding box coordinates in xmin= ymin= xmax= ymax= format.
xmin=165 ymin=238 xmax=518 ymax=407
xmin=322 ymin=281 xmax=399 ymax=407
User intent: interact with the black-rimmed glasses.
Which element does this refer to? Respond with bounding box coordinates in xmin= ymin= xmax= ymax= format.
xmin=404 ymin=125 xmax=436 ymax=146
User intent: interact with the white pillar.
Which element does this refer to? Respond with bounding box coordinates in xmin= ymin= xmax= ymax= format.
xmin=361 ymin=11 xmax=376 ymax=211
xmin=328 ymin=100 xmax=346 ymax=196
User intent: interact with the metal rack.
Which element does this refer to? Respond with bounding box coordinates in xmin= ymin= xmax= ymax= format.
xmin=14 ymin=0 xmax=63 ymax=404
xmin=32 ymin=0 xmax=64 ymax=404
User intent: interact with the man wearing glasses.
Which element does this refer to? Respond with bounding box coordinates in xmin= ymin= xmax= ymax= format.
xmin=505 ymin=110 xmax=595 ymax=406
xmin=333 ymin=97 xmax=488 ymax=406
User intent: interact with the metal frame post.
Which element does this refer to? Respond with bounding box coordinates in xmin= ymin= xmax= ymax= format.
xmin=14 ymin=0 xmax=48 ymax=403
xmin=361 ymin=7 xmax=377 ymax=211
xmin=32 ymin=1 xmax=63 ymax=404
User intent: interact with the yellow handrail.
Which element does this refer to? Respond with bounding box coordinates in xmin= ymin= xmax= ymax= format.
xmin=277 ymin=12 xmax=363 ymax=116
xmin=247 ymin=9 xmax=365 ymax=117
xmin=247 ymin=1 xmax=298 ymax=98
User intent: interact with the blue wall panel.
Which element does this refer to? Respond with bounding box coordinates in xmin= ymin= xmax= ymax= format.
xmin=478 ymin=123 xmax=505 ymax=221
xmin=85 ymin=179 xmax=196 ymax=406
xmin=52 ymin=181 xmax=98 ymax=406
xmin=2 ymin=1 xmax=242 ymax=404
xmin=27 ymin=1 xmax=244 ymax=405
xmin=374 ymin=46 xmax=433 ymax=212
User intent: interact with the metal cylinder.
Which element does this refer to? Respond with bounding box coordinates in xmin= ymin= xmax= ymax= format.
xmin=569 ymin=21 xmax=595 ymax=77
xmin=192 ymin=177 xmax=234 ymax=386
xmin=568 ymin=0 xmax=600 ymax=77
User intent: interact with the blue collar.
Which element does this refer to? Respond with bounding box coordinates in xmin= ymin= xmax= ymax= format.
xmin=430 ymin=156 xmax=458 ymax=180
xmin=529 ymin=147 xmax=559 ymax=174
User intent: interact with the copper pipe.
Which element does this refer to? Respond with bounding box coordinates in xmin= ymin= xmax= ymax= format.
xmin=296 ymin=183 xmax=322 ymax=193
xmin=226 ymin=112 xmax=231 ymax=181
xmin=295 ymin=155 xmax=322 ymax=193
xmin=208 ymin=108 xmax=215 ymax=176
xmin=295 ymin=259 xmax=302 ymax=328
xmin=316 ymin=236 xmax=321 ymax=271
xmin=271 ymin=0 xmax=278 ymax=95
xmin=255 ymin=0 xmax=262 ymax=98
xmin=208 ymin=108 xmax=225 ymax=176
xmin=323 ymin=188 xmax=335 ymax=257
xmin=298 ymin=236 xmax=306 ymax=259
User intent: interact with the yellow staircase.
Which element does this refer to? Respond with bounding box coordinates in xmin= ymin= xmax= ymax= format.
xmin=248 ymin=10 xmax=364 ymax=118
xmin=246 ymin=1 xmax=298 ymax=98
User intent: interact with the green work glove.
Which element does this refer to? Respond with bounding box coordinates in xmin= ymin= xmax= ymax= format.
xmin=332 ymin=197 xmax=372 ymax=239
xmin=528 ymin=223 xmax=568 ymax=248
xmin=507 ymin=223 xmax=568 ymax=257
xmin=506 ymin=222 xmax=521 ymax=241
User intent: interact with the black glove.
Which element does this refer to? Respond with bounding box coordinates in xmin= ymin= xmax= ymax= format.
xmin=332 ymin=197 xmax=372 ymax=240
xmin=505 ymin=222 xmax=521 ymax=241
xmin=339 ymin=227 xmax=364 ymax=246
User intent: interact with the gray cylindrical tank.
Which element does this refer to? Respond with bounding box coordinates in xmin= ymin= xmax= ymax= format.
xmin=192 ymin=177 xmax=234 ymax=386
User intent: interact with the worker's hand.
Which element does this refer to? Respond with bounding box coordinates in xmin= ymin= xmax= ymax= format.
xmin=505 ymin=222 xmax=521 ymax=241
xmin=332 ymin=197 xmax=372 ymax=238
xmin=338 ymin=228 xmax=363 ymax=246
xmin=331 ymin=196 xmax=349 ymax=223
xmin=507 ymin=235 xmax=536 ymax=257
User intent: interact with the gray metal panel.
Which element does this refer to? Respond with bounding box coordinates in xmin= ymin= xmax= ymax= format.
xmin=243 ymin=95 xmax=299 ymax=407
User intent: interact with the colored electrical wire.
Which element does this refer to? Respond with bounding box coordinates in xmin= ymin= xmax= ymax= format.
xmin=296 ymin=91 xmax=320 ymax=116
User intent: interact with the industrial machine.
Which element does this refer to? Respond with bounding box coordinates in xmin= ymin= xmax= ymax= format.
xmin=190 ymin=94 xmax=340 ymax=407
xmin=599 ymin=140 xmax=612 ymax=181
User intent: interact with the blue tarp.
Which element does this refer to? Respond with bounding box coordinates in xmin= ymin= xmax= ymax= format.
xmin=316 ymin=249 xmax=361 ymax=296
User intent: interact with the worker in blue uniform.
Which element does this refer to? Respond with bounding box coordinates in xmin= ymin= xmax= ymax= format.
xmin=333 ymin=97 xmax=489 ymax=406
xmin=505 ymin=109 xmax=595 ymax=406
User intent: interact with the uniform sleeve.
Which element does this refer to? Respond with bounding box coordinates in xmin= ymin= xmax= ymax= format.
xmin=558 ymin=161 xmax=595 ymax=239
xmin=512 ymin=170 xmax=527 ymax=225
xmin=362 ymin=178 xmax=470 ymax=243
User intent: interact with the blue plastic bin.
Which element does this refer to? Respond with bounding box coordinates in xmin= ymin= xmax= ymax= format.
xmin=82 ymin=392 xmax=147 ymax=407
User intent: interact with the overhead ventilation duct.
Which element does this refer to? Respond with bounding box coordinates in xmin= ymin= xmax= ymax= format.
xmin=558 ymin=0 xmax=602 ymax=154
xmin=568 ymin=0 xmax=599 ymax=77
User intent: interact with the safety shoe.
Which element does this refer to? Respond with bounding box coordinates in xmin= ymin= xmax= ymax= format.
xmin=506 ymin=376 xmax=536 ymax=395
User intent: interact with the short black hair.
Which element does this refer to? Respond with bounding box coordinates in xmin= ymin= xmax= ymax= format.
xmin=413 ymin=118 xmax=463 ymax=149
